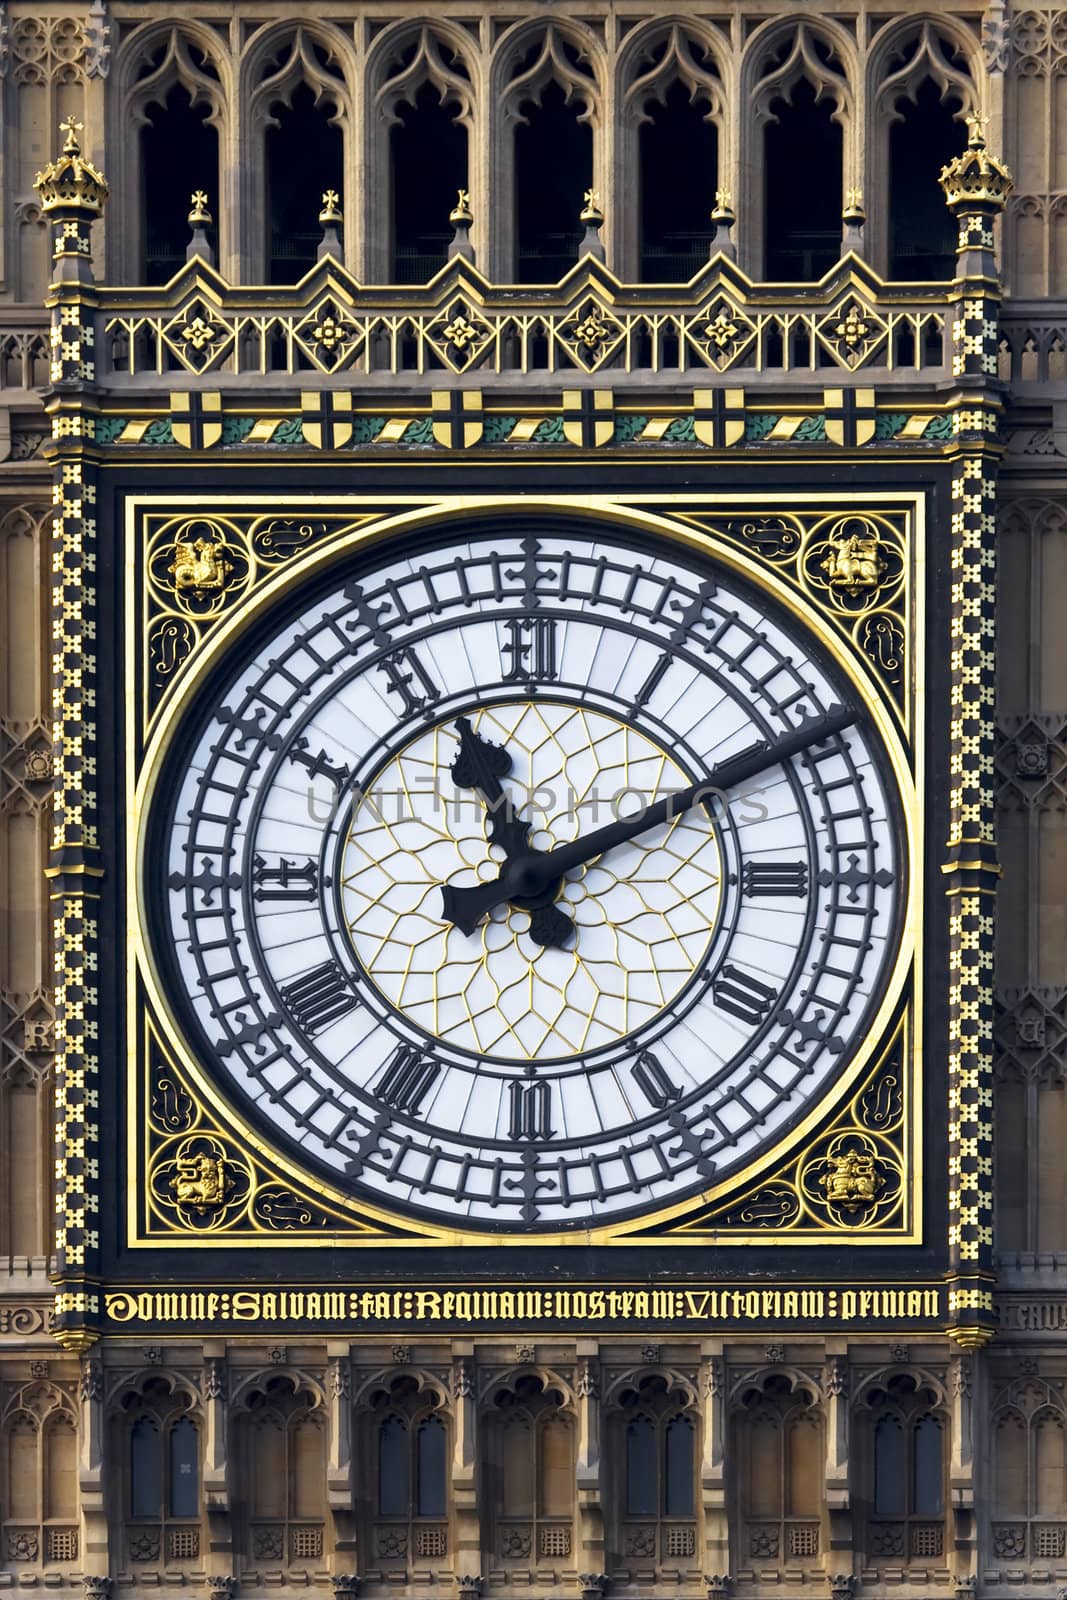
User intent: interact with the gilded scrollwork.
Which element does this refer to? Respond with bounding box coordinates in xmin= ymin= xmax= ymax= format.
xmin=799 ymin=1130 xmax=903 ymax=1228
xmin=800 ymin=514 xmax=905 ymax=614
xmin=685 ymin=506 xmax=910 ymax=721
xmin=143 ymin=1019 xmax=415 ymax=1240
xmin=139 ymin=509 xmax=377 ymax=731
xmin=149 ymin=1133 xmax=253 ymax=1230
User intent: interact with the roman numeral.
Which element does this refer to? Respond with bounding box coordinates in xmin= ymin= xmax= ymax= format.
xmin=712 ymin=964 xmax=779 ymax=1027
xmin=288 ymin=736 xmax=350 ymax=790
xmin=252 ymin=854 xmax=319 ymax=903
xmin=742 ymin=860 xmax=808 ymax=898
xmin=509 ymin=1079 xmax=554 ymax=1141
xmin=503 ymin=617 xmax=558 ymax=684
xmin=380 ymin=648 xmax=439 ymax=715
xmin=280 ymin=961 xmax=359 ymax=1035
xmin=376 ymin=1043 xmax=439 ymax=1114
xmin=631 ymin=1050 xmax=681 ymax=1110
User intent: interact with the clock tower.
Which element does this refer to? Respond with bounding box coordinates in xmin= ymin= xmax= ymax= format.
xmin=3 ymin=2 xmax=1064 ymax=1594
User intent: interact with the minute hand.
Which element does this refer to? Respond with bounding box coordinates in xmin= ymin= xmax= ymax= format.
xmin=541 ymin=703 xmax=857 ymax=875
xmin=440 ymin=704 xmax=856 ymax=934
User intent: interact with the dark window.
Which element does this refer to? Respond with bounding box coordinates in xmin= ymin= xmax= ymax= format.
xmin=874 ymin=1417 xmax=906 ymax=1515
xmin=913 ymin=1416 xmax=943 ymax=1515
xmin=664 ymin=1416 xmax=694 ymax=1516
xmin=416 ymin=1415 xmax=447 ymax=1517
xmin=626 ymin=1416 xmax=656 ymax=1516
xmin=391 ymin=81 xmax=467 ymax=282
xmin=266 ymin=83 xmax=343 ymax=283
xmin=888 ymin=79 xmax=962 ymax=279
xmin=765 ymin=78 xmax=842 ymax=280
xmin=639 ymin=80 xmax=717 ymax=281
xmin=379 ymin=1416 xmax=410 ymax=1516
xmin=141 ymin=85 xmax=218 ymax=284
xmin=130 ymin=1417 xmax=162 ymax=1517
xmin=515 ymin=81 xmax=591 ymax=282
xmin=169 ymin=1417 xmax=199 ymax=1518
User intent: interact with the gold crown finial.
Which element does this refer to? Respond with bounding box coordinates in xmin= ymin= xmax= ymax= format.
xmin=939 ymin=113 xmax=1012 ymax=213
xmin=60 ymin=115 xmax=83 ymax=154
xmin=319 ymin=188 xmax=342 ymax=225
xmin=711 ymin=187 xmax=734 ymax=221
xmin=33 ymin=116 xmax=109 ymax=215
xmin=580 ymin=188 xmax=604 ymax=225
xmin=449 ymin=188 xmax=473 ymax=225
xmin=188 ymin=189 xmax=212 ymax=226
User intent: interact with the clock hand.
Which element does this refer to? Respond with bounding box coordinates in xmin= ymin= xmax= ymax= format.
xmin=449 ymin=716 xmax=537 ymax=859
xmin=446 ymin=717 xmax=576 ymax=950
xmin=440 ymin=704 xmax=857 ymax=937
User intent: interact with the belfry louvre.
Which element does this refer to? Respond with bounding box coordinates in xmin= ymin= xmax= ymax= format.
xmin=0 ymin=1 xmax=1066 ymax=1595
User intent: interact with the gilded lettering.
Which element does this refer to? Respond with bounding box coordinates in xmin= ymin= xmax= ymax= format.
xmin=106 ymin=1291 xmax=137 ymax=1322
xmin=232 ymin=1292 xmax=261 ymax=1320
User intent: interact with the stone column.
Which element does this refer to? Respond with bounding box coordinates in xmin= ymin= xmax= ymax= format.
xmin=575 ymin=1342 xmax=604 ymax=1574
xmin=700 ymin=1342 xmax=729 ymax=1579
xmin=327 ymin=1343 xmax=356 ymax=1561
xmin=202 ymin=1344 xmax=231 ymax=1564
xmin=452 ymin=1344 xmax=480 ymax=1584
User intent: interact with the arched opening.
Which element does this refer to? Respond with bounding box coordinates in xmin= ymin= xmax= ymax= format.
xmin=416 ymin=1415 xmax=447 ymax=1516
xmin=888 ymin=78 xmax=962 ymax=278
xmin=378 ymin=1416 xmax=410 ymax=1516
xmin=169 ymin=1417 xmax=199 ymax=1518
xmin=515 ymin=80 xmax=592 ymax=282
xmin=626 ymin=1416 xmax=656 ymax=1515
xmin=265 ymin=82 xmax=343 ymax=283
xmin=130 ymin=1416 xmax=162 ymax=1517
xmin=141 ymin=84 xmax=218 ymax=283
xmin=764 ymin=78 xmax=842 ymax=280
xmin=639 ymin=80 xmax=717 ymax=280
xmin=391 ymin=81 xmax=468 ymax=282
xmin=664 ymin=1416 xmax=694 ymax=1515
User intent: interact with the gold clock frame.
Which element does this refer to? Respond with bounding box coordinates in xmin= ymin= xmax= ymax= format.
xmin=125 ymin=489 xmax=924 ymax=1249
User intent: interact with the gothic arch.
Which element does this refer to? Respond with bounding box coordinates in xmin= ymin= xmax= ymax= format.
xmin=230 ymin=1366 xmax=326 ymax=1414
xmin=602 ymin=1366 xmax=701 ymax=1569
xmin=739 ymin=19 xmax=855 ymax=278
xmin=728 ymin=1368 xmax=825 ymax=1569
xmin=239 ymin=23 xmax=355 ymax=281
xmin=109 ymin=22 xmax=228 ymax=282
xmin=616 ymin=19 xmax=727 ymax=280
xmin=603 ymin=1364 xmax=700 ymax=1412
xmin=484 ymin=1369 xmax=578 ymax=1570
xmin=355 ymin=1370 xmax=451 ymax=1566
xmin=866 ymin=17 xmax=979 ymax=275
xmin=487 ymin=21 xmax=604 ymax=281
xmin=0 ymin=1385 xmax=78 ymax=1568
xmin=231 ymin=1371 xmax=328 ymax=1568
xmin=363 ymin=21 xmax=478 ymax=282
xmin=353 ymin=1365 xmax=451 ymax=1413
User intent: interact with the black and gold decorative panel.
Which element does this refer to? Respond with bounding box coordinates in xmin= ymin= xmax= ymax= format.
xmin=119 ymin=490 xmax=925 ymax=1257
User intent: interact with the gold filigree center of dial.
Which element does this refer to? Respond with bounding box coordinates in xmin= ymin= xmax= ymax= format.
xmin=340 ymin=702 xmax=722 ymax=1061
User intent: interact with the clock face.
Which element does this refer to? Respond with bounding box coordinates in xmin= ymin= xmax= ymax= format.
xmin=151 ymin=521 xmax=907 ymax=1232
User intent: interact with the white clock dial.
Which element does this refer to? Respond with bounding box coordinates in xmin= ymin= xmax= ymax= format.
xmin=152 ymin=523 xmax=906 ymax=1231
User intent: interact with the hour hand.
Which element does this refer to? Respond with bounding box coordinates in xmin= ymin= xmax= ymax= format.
xmin=450 ymin=716 xmax=532 ymax=858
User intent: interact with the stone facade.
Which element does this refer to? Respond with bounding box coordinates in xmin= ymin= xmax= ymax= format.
xmin=0 ymin=1 xmax=1065 ymax=1596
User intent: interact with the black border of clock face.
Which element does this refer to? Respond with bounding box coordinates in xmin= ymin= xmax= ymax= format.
xmin=148 ymin=514 xmax=909 ymax=1230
